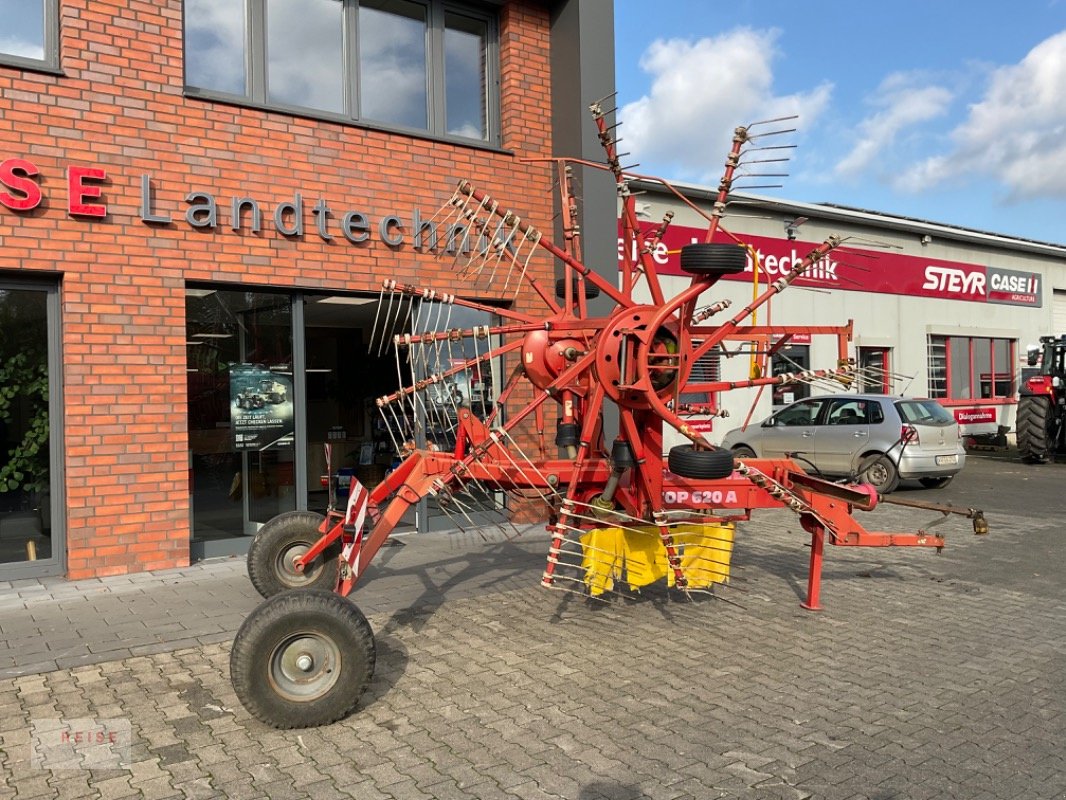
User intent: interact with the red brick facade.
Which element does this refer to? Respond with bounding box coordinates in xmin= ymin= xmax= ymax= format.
xmin=0 ymin=0 xmax=556 ymax=578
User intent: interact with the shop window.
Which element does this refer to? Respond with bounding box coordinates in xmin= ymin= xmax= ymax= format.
xmin=771 ymin=344 xmax=810 ymax=407
xmin=926 ymin=335 xmax=1016 ymax=401
xmin=857 ymin=347 xmax=890 ymax=394
xmin=0 ymin=282 xmax=59 ymax=577
xmin=183 ymin=0 xmax=498 ymax=144
xmin=0 ymin=0 xmax=59 ymax=70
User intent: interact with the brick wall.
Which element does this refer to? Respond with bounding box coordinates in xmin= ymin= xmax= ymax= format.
xmin=0 ymin=0 xmax=557 ymax=578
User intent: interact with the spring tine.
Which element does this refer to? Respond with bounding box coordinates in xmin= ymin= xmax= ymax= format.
xmin=368 ymin=280 xmax=390 ymax=354
xmin=376 ymin=284 xmax=398 ymax=357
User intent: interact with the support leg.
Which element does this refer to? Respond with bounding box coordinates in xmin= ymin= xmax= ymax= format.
xmin=800 ymin=525 xmax=825 ymax=611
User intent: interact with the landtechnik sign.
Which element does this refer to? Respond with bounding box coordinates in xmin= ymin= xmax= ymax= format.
xmin=619 ymin=223 xmax=1043 ymax=308
xmin=0 ymin=157 xmax=448 ymax=248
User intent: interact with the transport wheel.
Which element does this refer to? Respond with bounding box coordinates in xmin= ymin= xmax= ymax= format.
xmin=731 ymin=445 xmax=757 ymax=459
xmin=230 ymin=590 xmax=376 ymax=729
xmin=667 ymin=444 xmax=736 ymax=479
xmin=1016 ymin=395 xmax=1052 ymax=463
xmin=858 ymin=454 xmax=899 ymax=495
xmin=247 ymin=511 xmax=340 ymax=598
xmin=678 ymin=243 xmax=748 ymax=275
xmin=919 ymin=476 xmax=953 ymax=489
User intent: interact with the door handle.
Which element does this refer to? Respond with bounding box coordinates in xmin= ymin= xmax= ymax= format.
xmin=852 ymin=432 xmax=867 ymax=437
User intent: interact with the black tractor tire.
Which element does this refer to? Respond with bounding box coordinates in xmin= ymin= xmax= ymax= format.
xmin=247 ymin=511 xmax=340 ymax=599
xmin=919 ymin=476 xmax=954 ymax=489
xmin=668 ymin=445 xmax=736 ymax=479
xmin=230 ymin=590 xmax=376 ymax=729
xmin=679 ymin=243 xmax=748 ymax=276
xmin=858 ymin=453 xmax=899 ymax=495
xmin=1016 ymin=395 xmax=1052 ymax=463
xmin=731 ymin=445 xmax=757 ymax=460
xmin=555 ymin=277 xmax=601 ymax=300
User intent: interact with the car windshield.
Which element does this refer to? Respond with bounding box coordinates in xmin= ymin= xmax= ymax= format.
xmin=895 ymin=399 xmax=954 ymax=426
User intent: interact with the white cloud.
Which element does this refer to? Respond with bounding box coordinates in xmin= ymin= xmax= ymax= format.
xmin=898 ymin=30 xmax=1066 ymax=198
xmin=833 ymin=74 xmax=952 ymax=179
xmin=620 ymin=29 xmax=832 ymax=184
xmin=0 ymin=36 xmax=43 ymax=59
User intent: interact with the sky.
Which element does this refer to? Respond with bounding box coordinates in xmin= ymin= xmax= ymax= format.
xmin=614 ymin=1 xmax=1066 ymax=244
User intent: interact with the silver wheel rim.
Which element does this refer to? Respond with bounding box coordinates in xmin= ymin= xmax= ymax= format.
xmin=269 ymin=632 xmax=341 ymax=701
xmin=275 ymin=542 xmax=321 ymax=587
xmin=866 ymin=461 xmax=889 ymax=488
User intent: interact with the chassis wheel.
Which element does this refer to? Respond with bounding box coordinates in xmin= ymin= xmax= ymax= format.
xmin=668 ymin=445 xmax=736 ymax=479
xmin=679 ymin=243 xmax=748 ymax=275
xmin=919 ymin=476 xmax=953 ymax=489
xmin=858 ymin=454 xmax=899 ymax=494
xmin=247 ymin=511 xmax=340 ymax=599
xmin=1016 ymin=395 xmax=1052 ymax=463
xmin=230 ymin=590 xmax=376 ymax=729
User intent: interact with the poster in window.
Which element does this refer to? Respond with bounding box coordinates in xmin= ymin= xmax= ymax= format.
xmin=230 ymin=364 xmax=295 ymax=451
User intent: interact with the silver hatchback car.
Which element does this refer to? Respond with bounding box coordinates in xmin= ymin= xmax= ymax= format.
xmin=719 ymin=394 xmax=966 ymax=493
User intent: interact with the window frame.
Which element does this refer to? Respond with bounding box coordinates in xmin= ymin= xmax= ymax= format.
xmin=927 ymin=334 xmax=1017 ymax=403
xmin=0 ymin=0 xmax=61 ymax=73
xmin=181 ymin=0 xmax=501 ymax=147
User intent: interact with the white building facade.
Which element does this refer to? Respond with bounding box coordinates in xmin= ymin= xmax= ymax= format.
xmin=623 ymin=183 xmax=1066 ymax=449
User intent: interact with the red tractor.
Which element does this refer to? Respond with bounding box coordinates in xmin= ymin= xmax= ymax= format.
xmin=1017 ymin=334 xmax=1066 ymax=462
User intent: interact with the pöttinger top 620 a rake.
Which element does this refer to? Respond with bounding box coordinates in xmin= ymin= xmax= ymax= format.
xmin=228 ymin=107 xmax=986 ymax=729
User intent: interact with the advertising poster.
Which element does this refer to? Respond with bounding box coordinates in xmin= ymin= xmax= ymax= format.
xmin=229 ymin=364 xmax=295 ymax=451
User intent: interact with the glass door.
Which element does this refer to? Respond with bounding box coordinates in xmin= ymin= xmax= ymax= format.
xmin=0 ymin=282 xmax=62 ymax=579
xmin=186 ymin=287 xmax=296 ymax=558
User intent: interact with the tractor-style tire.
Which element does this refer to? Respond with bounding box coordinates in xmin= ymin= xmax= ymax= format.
xmin=247 ymin=511 xmax=340 ymax=599
xmin=668 ymin=445 xmax=736 ymax=479
xmin=230 ymin=590 xmax=376 ymax=729
xmin=1016 ymin=395 xmax=1052 ymax=463
xmin=555 ymin=277 xmax=601 ymax=300
xmin=679 ymin=243 xmax=748 ymax=276
xmin=858 ymin=453 xmax=899 ymax=495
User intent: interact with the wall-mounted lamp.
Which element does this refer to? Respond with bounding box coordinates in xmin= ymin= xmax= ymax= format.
xmin=784 ymin=216 xmax=808 ymax=241
xmin=921 ymin=234 xmax=932 ymax=246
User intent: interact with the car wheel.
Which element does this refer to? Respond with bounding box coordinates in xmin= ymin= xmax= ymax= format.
xmin=732 ymin=445 xmax=757 ymax=459
xmin=858 ymin=454 xmax=899 ymax=494
xmin=919 ymin=476 xmax=953 ymax=489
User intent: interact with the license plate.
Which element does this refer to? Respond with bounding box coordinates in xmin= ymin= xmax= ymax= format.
xmin=935 ymin=455 xmax=958 ymax=466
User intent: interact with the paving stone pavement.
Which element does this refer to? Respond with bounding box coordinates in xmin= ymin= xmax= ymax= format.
xmin=1 ymin=498 xmax=1064 ymax=799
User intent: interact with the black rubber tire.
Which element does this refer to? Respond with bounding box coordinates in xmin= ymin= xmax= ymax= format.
xmin=230 ymin=590 xmax=376 ymax=729
xmin=679 ymin=243 xmax=748 ymax=276
xmin=1016 ymin=395 xmax=1052 ymax=463
xmin=247 ymin=511 xmax=340 ymax=599
xmin=668 ymin=445 xmax=735 ymax=479
xmin=555 ymin=277 xmax=601 ymax=299
xmin=919 ymin=476 xmax=953 ymax=489
xmin=858 ymin=453 xmax=899 ymax=494
xmin=731 ymin=445 xmax=757 ymax=459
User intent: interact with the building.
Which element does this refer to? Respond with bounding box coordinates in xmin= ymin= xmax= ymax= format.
xmin=0 ymin=0 xmax=616 ymax=581
xmin=625 ymin=181 xmax=1066 ymax=451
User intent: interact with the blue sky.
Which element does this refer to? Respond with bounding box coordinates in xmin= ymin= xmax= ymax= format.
xmin=614 ymin=1 xmax=1066 ymax=244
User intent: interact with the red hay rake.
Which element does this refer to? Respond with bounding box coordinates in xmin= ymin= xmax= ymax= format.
xmin=229 ymin=105 xmax=986 ymax=729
